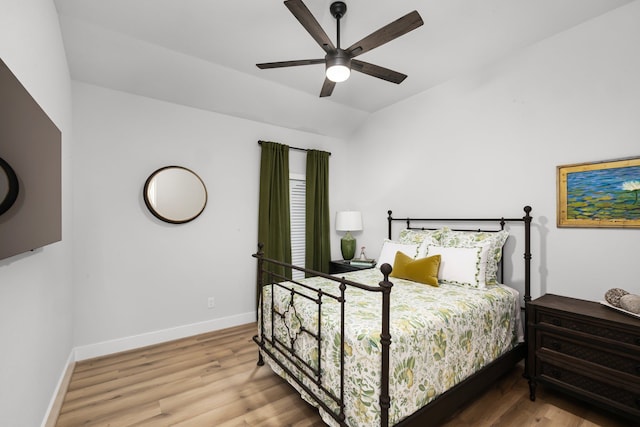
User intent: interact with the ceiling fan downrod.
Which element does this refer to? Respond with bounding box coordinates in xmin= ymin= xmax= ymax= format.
xmin=330 ymin=1 xmax=347 ymax=49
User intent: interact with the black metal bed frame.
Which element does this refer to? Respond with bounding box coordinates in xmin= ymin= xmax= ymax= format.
xmin=253 ymin=206 xmax=532 ymax=427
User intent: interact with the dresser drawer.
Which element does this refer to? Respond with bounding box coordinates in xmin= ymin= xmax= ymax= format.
xmin=528 ymin=294 xmax=640 ymax=423
xmin=538 ymin=331 xmax=640 ymax=377
xmin=538 ymin=310 xmax=640 ymax=347
xmin=539 ymin=360 xmax=640 ymax=416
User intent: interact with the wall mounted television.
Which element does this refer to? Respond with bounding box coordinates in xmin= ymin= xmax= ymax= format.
xmin=0 ymin=58 xmax=61 ymax=261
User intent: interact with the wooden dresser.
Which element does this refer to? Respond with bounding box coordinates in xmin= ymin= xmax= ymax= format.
xmin=527 ymin=294 xmax=640 ymax=423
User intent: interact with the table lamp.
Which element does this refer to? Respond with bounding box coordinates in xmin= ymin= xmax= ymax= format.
xmin=335 ymin=211 xmax=362 ymax=261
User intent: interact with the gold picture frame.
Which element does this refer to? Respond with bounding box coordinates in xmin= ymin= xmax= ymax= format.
xmin=557 ymin=157 xmax=640 ymax=228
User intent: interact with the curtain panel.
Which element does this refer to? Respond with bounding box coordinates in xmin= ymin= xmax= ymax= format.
xmin=257 ymin=141 xmax=292 ymax=306
xmin=305 ymin=150 xmax=331 ymax=275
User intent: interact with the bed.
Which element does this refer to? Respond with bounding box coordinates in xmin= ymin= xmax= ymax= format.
xmin=253 ymin=206 xmax=532 ymax=427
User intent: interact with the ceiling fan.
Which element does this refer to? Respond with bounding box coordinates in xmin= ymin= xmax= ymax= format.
xmin=256 ymin=0 xmax=424 ymax=97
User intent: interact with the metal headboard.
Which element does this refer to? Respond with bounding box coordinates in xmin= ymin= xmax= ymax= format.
xmin=386 ymin=206 xmax=533 ymax=307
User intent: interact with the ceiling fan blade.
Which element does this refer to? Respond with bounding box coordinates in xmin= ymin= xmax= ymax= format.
xmin=351 ymin=60 xmax=407 ymax=84
xmin=319 ymin=78 xmax=335 ymax=97
xmin=285 ymin=0 xmax=335 ymax=54
xmin=256 ymin=59 xmax=324 ymax=69
xmin=346 ymin=10 xmax=423 ymax=58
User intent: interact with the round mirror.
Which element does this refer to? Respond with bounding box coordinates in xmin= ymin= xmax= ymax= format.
xmin=0 ymin=157 xmax=19 ymax=216
xmin=143 ymin=166 xmax=207 ymax=224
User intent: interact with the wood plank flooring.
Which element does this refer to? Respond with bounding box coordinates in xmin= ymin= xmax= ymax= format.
xmin=56 ymin=323 xmax=632 ymax=426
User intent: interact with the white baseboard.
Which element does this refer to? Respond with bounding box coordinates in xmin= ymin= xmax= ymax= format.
xmin=74 ymin=311 xmax=256 ymax=361
xmin=41 ymin=350 xmax=75 ymax=427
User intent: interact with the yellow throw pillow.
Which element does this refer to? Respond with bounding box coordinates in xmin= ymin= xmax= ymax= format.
xmin=390 ymin=251 xmax=441 ymax=287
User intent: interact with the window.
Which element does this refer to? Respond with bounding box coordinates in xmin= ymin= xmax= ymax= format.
xmin=289 ymin=174 xmax=305 ymax=280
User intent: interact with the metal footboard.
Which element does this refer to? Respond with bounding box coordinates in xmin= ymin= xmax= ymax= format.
xmin=252 ymin=245 xmax=394 ymax=427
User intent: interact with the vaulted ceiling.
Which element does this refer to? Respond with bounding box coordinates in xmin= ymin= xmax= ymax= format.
xmin=54 ymin=0 xmax=632 ymax=138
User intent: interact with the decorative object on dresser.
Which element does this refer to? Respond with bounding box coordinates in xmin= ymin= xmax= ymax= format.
xmin=335 ymin=210 xmax=362 ymax=260
xmin=603 ymin=287 xmax=640 ymax=316
xmin=527 ymin=294 xmax=640 ymax=423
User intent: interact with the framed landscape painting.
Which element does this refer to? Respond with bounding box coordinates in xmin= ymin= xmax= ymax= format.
xmin=557 ymin=157 xmax=640 ymax=228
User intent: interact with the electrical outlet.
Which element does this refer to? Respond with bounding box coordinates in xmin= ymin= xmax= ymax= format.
xmin=207 ymin=296 xmax=215 ymax=309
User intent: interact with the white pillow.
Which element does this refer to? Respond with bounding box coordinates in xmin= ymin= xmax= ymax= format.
xmin=424 ymin=244 xmax=491 ymax=289
xmin=377 ymin=240 xmax=419 ymax=270
xmin=439 ymin=228 xmax=509 ymax=285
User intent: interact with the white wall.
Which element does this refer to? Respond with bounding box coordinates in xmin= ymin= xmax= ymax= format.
xmin=0 ymin=1 xmax=74 ymax=426
xmin=344 ymin=1 xmax=640 ymax=302
xmin=71 ymin=82 xmax=348 ymax=348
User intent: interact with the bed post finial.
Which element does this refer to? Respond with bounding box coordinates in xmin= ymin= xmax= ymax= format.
xmin=380 ymin=263 xmax=392 ymax=279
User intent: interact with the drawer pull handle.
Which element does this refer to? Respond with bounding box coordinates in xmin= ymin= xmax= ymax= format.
xmin=636 ymin=366 xmax=640 ymax=375
xmin=551 ymin=319 xmax=561 ymax=326
xmin=551 ymin=369 xmax=562 ymax=379
xmin=636 ymin=397 xmax=640 ymax=408
xmin=635 ymin=337 xmax=640 ymax=345
xmin=551 ymin=341 xmax=561 ymax=351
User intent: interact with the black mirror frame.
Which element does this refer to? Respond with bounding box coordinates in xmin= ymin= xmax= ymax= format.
xmin=143 ymin=165 xmax=207 ymax=224
xmin=0 ymin=157 xmax=19 ymax=216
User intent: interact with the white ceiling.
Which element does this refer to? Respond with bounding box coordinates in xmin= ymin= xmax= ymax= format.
xmin=54 ymin=0 xmax=632 ymax=138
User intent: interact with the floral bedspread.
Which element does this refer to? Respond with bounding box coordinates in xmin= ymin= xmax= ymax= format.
xmin=258 ymin=268 xmax=522 ymax=427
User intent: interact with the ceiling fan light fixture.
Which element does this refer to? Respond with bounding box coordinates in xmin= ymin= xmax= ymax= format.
xmin=325 ymin=50 xmax=351 ymax=83
xmin=256 ymin=0 xmax=423 ymax=97
xmin=326 ymin=64 xmax=350 ymax=83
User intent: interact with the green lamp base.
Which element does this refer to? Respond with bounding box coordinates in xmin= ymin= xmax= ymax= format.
xmin=341 ymin=231 xmax=356 ymax=260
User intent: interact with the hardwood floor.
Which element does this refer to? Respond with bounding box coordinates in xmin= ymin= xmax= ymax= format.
xmin=56 ymin=323 xmax=632 ymax=427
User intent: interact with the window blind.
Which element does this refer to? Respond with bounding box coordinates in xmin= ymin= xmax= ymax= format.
xmin=289 ymin=177 xmax=306 ymax=280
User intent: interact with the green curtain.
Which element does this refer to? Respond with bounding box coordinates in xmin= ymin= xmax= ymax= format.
xmin=257 ymin=141 xmax=292 ymax=305
xmin=305 ymin=150 xmax=331 ymax=275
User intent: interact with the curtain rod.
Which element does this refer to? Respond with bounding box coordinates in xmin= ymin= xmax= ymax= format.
xmin=258 ymin=140 xmax=331 ymax=156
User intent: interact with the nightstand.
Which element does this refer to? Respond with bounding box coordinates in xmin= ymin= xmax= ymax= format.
xmin=527 ymin=294 xmax=640 ymax=423
xmin=329 ymin=260 xmax=375 ymax=274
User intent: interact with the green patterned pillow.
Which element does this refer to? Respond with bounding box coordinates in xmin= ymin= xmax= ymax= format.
xmin=398 ymin=228 xmax=444 ymax=246
xmin=439 ymin=227 xmax=509 ymax=285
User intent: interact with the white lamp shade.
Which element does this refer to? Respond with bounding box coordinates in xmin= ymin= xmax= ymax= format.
xmin=335 ymin=211 xmax=362 ymax=232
